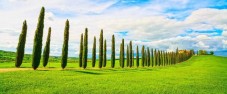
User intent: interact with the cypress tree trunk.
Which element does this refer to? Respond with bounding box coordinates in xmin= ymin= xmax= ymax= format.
xmin=82 ymin=28 xmax=88 ymax=69
xmin=92 ymin=36 xmax=96 ymax=67
xmin=103 ymin=39 xmax=107 ymax=67
xmin=61 ymin=20 xmax=70 ymax=69
xmin=129 ymin=41 xmax=132 ymax=67
xmin=151 ymin=48 xmax=154 ymax=67
xmin=147 ymin=48 xmax=150 ymax=67
xmin=141 ymin=45 xmax=145 ymax=67
xmin=126 ymin=45 xmax=129 ymax=67
xmin=15 ymin=20 xmax=27 ymax=68
xmin=136 ymin=45 xmax=139 ymax=67
xmin=121 ymin=39 xmax=125 ymax=68
xmin=99 ymin=30 xmax=103 ymax=68
xmin=79 ymin=33 xmax=83 ymax=67
xmin=42 ymin=27 xmax=51 ymax=67
xmin=111 ymin=35 xmax=115 ymax=68
xmin=32 ymin=7 xmax=45 ymax=70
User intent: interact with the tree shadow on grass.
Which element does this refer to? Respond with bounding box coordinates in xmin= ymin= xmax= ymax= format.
xmin=66 ymin=69 xmax=102 ymax=75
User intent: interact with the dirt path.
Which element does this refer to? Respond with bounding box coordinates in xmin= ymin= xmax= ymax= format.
xmin=0 ymin=68 xmax=32 ymax=73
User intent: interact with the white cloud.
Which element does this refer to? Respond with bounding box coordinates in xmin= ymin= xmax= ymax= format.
xmin=0 ymin=0 xmax=227 ymax=57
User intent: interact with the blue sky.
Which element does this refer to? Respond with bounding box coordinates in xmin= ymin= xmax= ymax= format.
xmin=0 ymin=0 xmax=227 ymax=57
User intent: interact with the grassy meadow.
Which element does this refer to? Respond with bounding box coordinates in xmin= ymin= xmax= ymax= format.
xmin=0 ymin=50 xmax=227 ymax=94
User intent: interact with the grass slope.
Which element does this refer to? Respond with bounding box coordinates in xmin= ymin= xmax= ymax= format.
xmin=0 ymin=55 xmax=227 ymax=94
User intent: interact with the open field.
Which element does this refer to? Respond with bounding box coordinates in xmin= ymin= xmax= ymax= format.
xmin=1 ymin=55 xmax=227 ymax=94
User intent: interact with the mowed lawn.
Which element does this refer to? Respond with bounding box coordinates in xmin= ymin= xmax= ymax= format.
xmin=0 ymin=55 xmax=227 ymax=94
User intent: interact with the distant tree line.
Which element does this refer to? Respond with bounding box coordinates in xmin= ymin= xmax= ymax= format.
xmin=15 ymin=7 xmax=194 ymax=70
xmin=197 ymin=50 xmax=214 ymax=55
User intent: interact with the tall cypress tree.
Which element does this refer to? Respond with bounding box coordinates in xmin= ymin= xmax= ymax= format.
xmin=151 ymin=48 xmax=154 ymax=67
xmin=119 ymin=43 xmax=122 ymax=67
xmin=129 ymin=41 xmax=132 ymax=67
xmin=154 ymin=49 xmax=157 ymax=66
xmin=32 ymin=7 xmax=45 ymax=70
xmin=132 ymin=50 xmax=134 ymax=67
xmin=61 ymin=20 xmax=70 ymax=69
xmin=141 ymin=45 xmax=145 ymax=67
xmin=99 ymin=30 xmax=103 ymax=68
xmin=144 ymin=50 xmax=147 ymax=66
xmin=42 ymin=27 xmax=51 ymax=67
xmin=126 ymin=45 xmax=129 ymax=67
xmin=121 ymin=39 xmax=125 ymax=68
xmin=79 ymin=33 xmax=83 ymax=67
xmin=147 ymin=48 xmax=150 ymax=67
xmin=111 ymin=35 xmax=115 ymax=68
xmin=92 ymin=36 xmax=96 ymax=67
xmin=15 ymin=20 xmax=27 ymax=68
xmin=136 ymin=45 xmax=139 ymax=67
xmin=103 ymin=39 xmax=107 ymax=67
xmin=82 ymin=28 xmax=88 ymax=69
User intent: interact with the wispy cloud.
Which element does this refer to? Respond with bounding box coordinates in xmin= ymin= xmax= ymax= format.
xmin=0 ymin=0 xmax=227 ymax=57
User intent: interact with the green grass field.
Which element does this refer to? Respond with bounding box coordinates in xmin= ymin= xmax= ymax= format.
xmin=0 ymin=50 xmax=227 ymax=94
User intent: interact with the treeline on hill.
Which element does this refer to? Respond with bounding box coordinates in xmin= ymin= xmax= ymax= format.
xmin=15 ymin=7 xmax=194 ymax=70
xmin=197 ymin=50 xmax=214 ymax=55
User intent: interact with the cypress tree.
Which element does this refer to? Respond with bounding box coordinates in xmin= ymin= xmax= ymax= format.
xmin=32 ymin=7 xmax=45 ymax=70
xmin=126 ymin=45 xmax=129 ymax=67
xmin=61 ymin=20 xmax=70 ymax=69
xmin=79 ymin=33 xmax=83 ymax=67
xmin=119 ymin=43 xmax=122 ymax=67
xmin=92 ymin=36 xmax=96 ymax=67
xmin=82 ymin=28 xmax=88 ymax=69
xmin=121 ymin=39 xmax=125 ymax=68
xmin=99 ymin=30 xmax=103 ymax=68
xmin=42 ymin=27 xmax=51 ymax=67
xmin=15 ymin=20 xmax=27 ymax=68
xmin=141 ymin=45 xmax=145 ymax=67
xmin=154 ymin=49 xmax=157 ymax=66
xmin=136 ymin=45 xmax=139 ymax=67
xmin=132 ymin=50 xmax=134 ymax=67
xmin=147 ymin=48 xmax=150 ymax=67
xmin=144 ymin=50 xmax=147 ymax=66
xmin=103 ymin=39 xmax=107 ymax=67
xmin=151 ymin=48 xmax=154 ymax=67
xmin=111 ymin=35 xmax=115 ymax=68
xmin=129 ymin=41 xmax=132 ymax=67
xmin=158 ymin=50 xmax=161 ymax=66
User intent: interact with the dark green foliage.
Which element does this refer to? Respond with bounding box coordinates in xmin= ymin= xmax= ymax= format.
xmin=121 ymin=39 xmax=125 ymax=68
xmin=43 ymin=27 xmax=51 ymax=67
xmin=103 ymin=39 xmax=107 ymax=67
xmin=82 ymin=28 xmax=88 ymax=69
xmin=126 ymin=45 xmax=129 ymax=67
xmin=129 ymin=41 xmax=132 ymax=67
xmin=61 ymin=20 xmax=70 ymax=69
xmin=15 ymin=20 xmax=27 ymax=68
xmin=119 ymin=43 xmax=122 ymax=67
xmin=92 ymin=36 xmax=96 ymax=67
xmin=32 ymin=7 xmax=45 ymax=70
xmin=158 ymin=50 xmax=161 ymax=66
xmin=136 ymin=46 xmax=139 ymax=67
xmin=141 ymin=45 xmax=145 ymax=67
xmin=151 ymin=48 xmax=154 ymax=67
xmin=147 ymin=48 xmax=150 ymax=67
xmin=111 ymin=35 xmax=115 ymax=68
xmin=144 ymin=50 xmax=147 ymax=66
xmin=132 ymin=50 xmax=134 ymax=67
xmin=154 ymin=49 xmax=157 ymax=66
xmin=79 ymin=33 xmax=83 ymax=67
xmin=99 ymin=30 xmax=103 ymax=68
